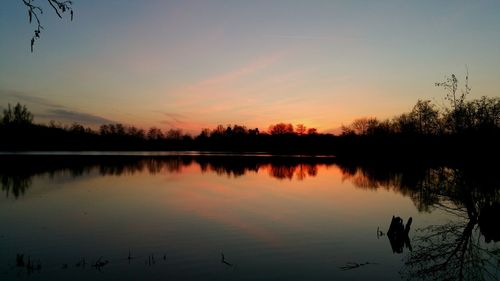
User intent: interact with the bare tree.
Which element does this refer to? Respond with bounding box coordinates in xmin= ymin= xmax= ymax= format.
xmin=21 ymin=0 xmax=74 ymax=52
xmin=410 ymin=100 xmax=440 ymax=135
xmin=295 ymin=124 xmax=306 ymax=135
xmin=268 ymin=123 xmax=294 ymax=135
xmin=147 ymin=127 xmax=164 ymax=141
xmin=307 ymin=127 xmax=317 ymax=135
xmin=435 ymin=68 xmax=471 ymax=112
xmin=343 ymin=117 xmax=379 ymax=135
xmin=435 ymin=68 xmax=472 ymax=133
xmin=166 ymin=129 xmax=183 ymax=140
xmin=2 ymin=103 xmax=34 ymax=125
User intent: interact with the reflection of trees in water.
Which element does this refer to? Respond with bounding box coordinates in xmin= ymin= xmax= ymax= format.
xmin=268 ymin=165 xmax=296 ymax=180
xmin=405 ymin=213 xmax=498 ymax=281
xmin=0 ymin=156 xmax=335 ymax=198
xmin=199 ymin=160 xmax=257 ymax=178
xmin=402 ymin=168 xmax=500 ymax=281
xmin=0 ymin=156 xmax=190 ymax=199
xmin=1 ymin=175 xmax=32 ymax=198
xmin=339 ymin=162 xmax=500 ymax=280
xmin=339 ymin=164 xmax=500 ymax=212
xmin=267 ymin=164 xmax=319 ymax=181
xmin=1 ymin=156 xmax=498 ymax=278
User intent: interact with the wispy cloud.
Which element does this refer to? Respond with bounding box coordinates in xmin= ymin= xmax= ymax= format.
xmin=155 ymin=111 xmax=188 ymax=128
xmin=154 ymin=50 xmax=348 ymax=132
xmin=149 ymin=110 xmax=206 ymax=134
xmin=261 ymin=34 xmax=363 ymax=44
xmin=1 ymin=89 xmax=114 ymax=126
xmin=0 ymin=90 xmax=65 ymax=109
xmin=164 ymin=50 xmax=289 ymax=115
xmin=38 ymin=109 xmax=114 ymax=125
xmin=194 ymin=52 xmax=287 ymax=87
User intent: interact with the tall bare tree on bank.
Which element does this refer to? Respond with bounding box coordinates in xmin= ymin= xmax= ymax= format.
xmin=435 ymin=68 xmax=471 ymax=133
xmin=21 ymin=0 xmax=74 ymax=52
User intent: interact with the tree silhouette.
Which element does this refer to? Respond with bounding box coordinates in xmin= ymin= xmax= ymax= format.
xmin=296 ymin=124 xmax=306 ymax=135
xmin=21 ymin=0 xmax=74 ymax=52
xmin=306 ymin=127 xmax=317 ymax=135
xmin=269 ymin=123 xmax=294 ymax=135
xmin=435 ymin=69 xmax=472 ymax=133
xmin=435 ymin=70 xmax=470 ymax=113
xmin=166 ymin=128 xmax=183 ymax=140
xmin=410 ymin=100 xmax=440 ymax=135
xmin=342 ymin=117 xmax=379 ymax=135
xmin=1 ymin=95 xmax=499 ymax=155
xmin=147 ymin=127 xmax=163 ymax=141
xmin=2 ymin=103 xmax=34 ymax=125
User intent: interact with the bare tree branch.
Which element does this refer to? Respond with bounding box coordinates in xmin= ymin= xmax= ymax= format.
xmin=21 ymin=0 xmax=74 ymax=52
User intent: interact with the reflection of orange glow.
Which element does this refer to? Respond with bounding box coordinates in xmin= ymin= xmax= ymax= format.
xmin=85 ymin=157 xmax=336 ymax=182
xmin=340 ymin=167 xmax=394 ymax=191
xmin=164 ymin=175 xmax=285 ymax=246
xmin=55 ymin=159 xmax=419 ymax=248
xmin=342 ymin=171 xmax=381 ymax=189
xmin=126 ymin=161 xmax=410 ymax=246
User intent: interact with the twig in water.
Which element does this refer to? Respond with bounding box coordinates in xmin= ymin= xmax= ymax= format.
xmin=377 ymin=226 xmax=385 ymax=238
xmin=92 ymin=256 xmax=109 ymax=271
xmin=127 ymin=249 xmax=135 ymax=264
xmin=339 ymin=261 xmax=377 ymax=271
xmin=221 ymin=252 xmax=233 ymax=267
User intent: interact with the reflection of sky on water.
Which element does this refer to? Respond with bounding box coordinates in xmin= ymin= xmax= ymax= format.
xmin=0 ymin=157 xmax=498 ymax=280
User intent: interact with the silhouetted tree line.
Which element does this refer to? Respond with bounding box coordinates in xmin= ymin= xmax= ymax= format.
xmin=2 ymin=73 xmax=499 ymax=158
xmin=341 ymin=96 xmax=499 ymax=137
xmin=337 ymin=73 xmax=500 ymax=160
xmin=342 ymin=71 xmax=499 ymax=136
xmin=0 ymin=104 xmax=335 ymax=153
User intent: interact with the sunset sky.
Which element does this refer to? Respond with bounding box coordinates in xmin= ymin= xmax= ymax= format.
xmin=1 ymin=0 xmax=499 ymax=134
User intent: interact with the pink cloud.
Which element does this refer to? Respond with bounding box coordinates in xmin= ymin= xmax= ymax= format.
xmin=170 ymin=50 xmax=289 ymax=107
xmin=195 ymin=51 xmax=287 ymax=87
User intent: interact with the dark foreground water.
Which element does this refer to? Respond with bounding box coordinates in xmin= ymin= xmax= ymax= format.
xmin=0 ymin=154 xmax=498 ymax=280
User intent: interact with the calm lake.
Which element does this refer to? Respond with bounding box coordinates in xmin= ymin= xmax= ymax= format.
xmin=0 ymin=153 xmax=498 ymax=280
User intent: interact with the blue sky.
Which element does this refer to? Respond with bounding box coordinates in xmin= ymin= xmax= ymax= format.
xmin=1 ymin=0 xmax=499 ymax=133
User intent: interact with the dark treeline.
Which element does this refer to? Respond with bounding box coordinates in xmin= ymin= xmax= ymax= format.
xmin=0 ymin=106 xmax=335 ymax=154
xmin=336 ymin=94 xmax=500 ymax=160
xmin=2 ymin=74 xmax=499 ymax=159
xmin=337 ymin=74 xmax=500 ymax=160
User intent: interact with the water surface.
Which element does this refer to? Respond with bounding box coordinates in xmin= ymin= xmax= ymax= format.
xmin=0 ymin=154 xmax=498 ymax=280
